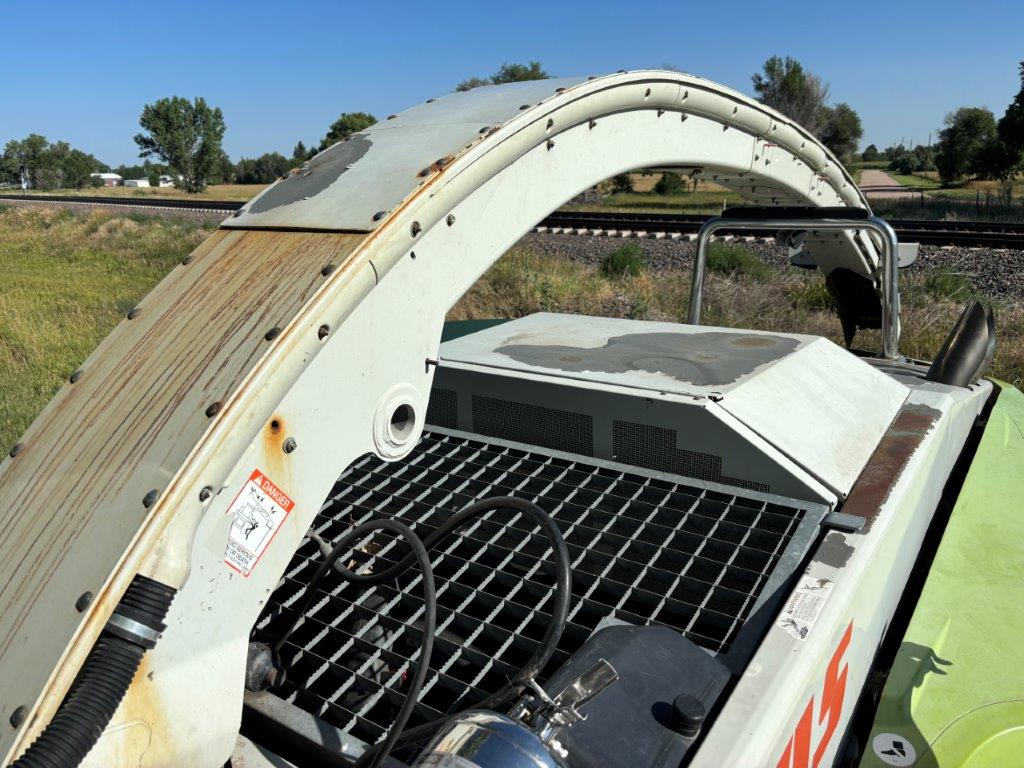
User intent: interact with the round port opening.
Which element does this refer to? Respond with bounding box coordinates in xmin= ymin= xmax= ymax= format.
xmin=388 ymin=404 xmax=415 ymax=443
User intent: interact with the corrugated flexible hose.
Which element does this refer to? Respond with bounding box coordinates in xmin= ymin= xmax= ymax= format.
xmin=10 ymin=575 xmax=175 ymax=768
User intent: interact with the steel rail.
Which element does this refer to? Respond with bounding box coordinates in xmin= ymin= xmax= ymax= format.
xmin=540 ymin=210 xmax=1024 ymax=249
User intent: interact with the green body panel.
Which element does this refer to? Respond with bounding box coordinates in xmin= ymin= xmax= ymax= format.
xmin=862 ymin=383 xmax=1024 ymax=767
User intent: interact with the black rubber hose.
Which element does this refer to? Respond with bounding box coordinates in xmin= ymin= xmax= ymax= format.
xmin=11 ymin=576 xmax=175 ymax=768
xmin=277 ymin=518 xmax=435 ymax=768
xmin=274 ymin=496 xmax=571 ymax=768
xmin=277 ymin=496 xmax=570 ymax=690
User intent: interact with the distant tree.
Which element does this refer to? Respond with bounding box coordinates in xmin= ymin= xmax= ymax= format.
xmin=133 ymin=96 xmax=226 ymax=193
xmin=234 ymin=152 xmax=292 ymax=184
xmin=983 ymin=60 xmax=1024 ymax=180
xmin=2 ymin=135 xmax=104 ymax=189
xmin=934 ymin=107 xmax=998 ymax=184
xmin=888 ymin=144 xmax=936 ymax=176
xmin=319 ymin=112 xmax=376 ymax=151
xmin=455 ymin=77 xmax=490 ymax=92
xmin=292 ymin=140 xmax=315 ymax=164
xmin=610 ymin=173 xmax=634 ymax=193
xmin=752 ymin=56 xmax=830 ymax=134
xmin=62 ymin=149 xmax=101 ymax=188
xmin=654 ymin=171 xmax=685 ymax=195
xmin=202 ymin=150 xmax=232 ymax=185
xmin=456 ymin=61 xmax=551 ymax=91
xmin=818 ymin=103 xmax=863 ymax=164
xmin=492 ymin=61 xmax=549 ymax=84
xmin=860 ymin=144 xmax=880 ymax=162
xmin=882 ymin=144 xmax=904 ymax=161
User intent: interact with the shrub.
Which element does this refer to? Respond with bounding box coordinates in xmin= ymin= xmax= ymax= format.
xmin=788 ymin=280 xmax=836 ymax=311
xmin=654 ymin=171 xmax=686 ymax=195
xmin=924 ymin=269 xmax=974 ymax=300
xmin=610 ymin=173 xmax=634 ymax=193
xmin=601 ymin=244 xmax=645 ymax=277
xmin=705 ymin=243 xmax=771 ymax=281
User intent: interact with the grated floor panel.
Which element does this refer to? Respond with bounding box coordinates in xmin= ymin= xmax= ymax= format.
xmin=253 ymin=428 xmax=821 ymax=750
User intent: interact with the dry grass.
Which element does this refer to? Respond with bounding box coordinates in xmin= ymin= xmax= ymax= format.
xmin=0 ymin=206 xmax=210 ymax=448
xmin=0 ymin=183 xmax=266 ymax=202
xmin=2 ymin=206 xmax=1020 ymax=450
xmin=451 ymin=248 xmax=1024 ymax=386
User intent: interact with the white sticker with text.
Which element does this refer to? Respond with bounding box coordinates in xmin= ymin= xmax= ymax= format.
xmin=776 ymin=574 xmax=833 ymax=641
xmin=224 ymin=469 xmax=294 ymax=576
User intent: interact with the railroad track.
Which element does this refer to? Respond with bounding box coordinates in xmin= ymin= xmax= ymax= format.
xmin=540 ymin=211 xmax=1024 ymax=250
xmin=4 ymin=195 xmax=1024 ymax=249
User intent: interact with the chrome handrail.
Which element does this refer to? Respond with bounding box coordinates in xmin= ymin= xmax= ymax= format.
xmin=687 ymin=215 xmax=901 ymax=359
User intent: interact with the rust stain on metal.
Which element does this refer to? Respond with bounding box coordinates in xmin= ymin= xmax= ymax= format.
xmin=0 ymin=228 xmax=367 ymax=758
xmin=841 ymin=404 xmax=940 ymax=531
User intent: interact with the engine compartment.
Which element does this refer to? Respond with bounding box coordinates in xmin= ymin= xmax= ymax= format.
xmin=243 ymin=313 xmax=915 ymax=766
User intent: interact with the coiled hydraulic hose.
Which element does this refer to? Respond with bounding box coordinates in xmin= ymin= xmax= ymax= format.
xmin=11 ymin=575 xmax=176 ymax=768
xmin=273 ymin=496 xmax=571 ymax=768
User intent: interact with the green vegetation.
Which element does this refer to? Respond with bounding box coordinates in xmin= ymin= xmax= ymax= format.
xmin=0 ymin=206 xmax=209 ymax=448
xmin=654 ymin=172 xmax=686 ymax=195
xmin=752 ymin=56 xmax=831 ymax=135
xmin=451 ymin=249 xmax=1024 ymax=388
xmin=234 ymin=153 xmax=292 ymax=184
xmin=601 ymin=244 xmax=645 ymax=277
xmin=319 ymin=112 xmax=377 ymax=151
xmin=886 ymin=173 xmax=942 ymax=190
xmin=134 ymin=96 xmax=226 ymax=192
xmin=818 ymin=103 xmax=863 ymax=164
xmin=923 ymin=269 xmax=977 ymax=301
xmin=1 ymin=135 xmax=106 ymax=190
xmin=705 ymin=243 xmax=772 ymax=281
xmin=457 ymin=61 xmax=550 ymax=92
xmin=936 ymin=107 xmax=998 ymax=184
xmin=3 ymin=204 xmax=1023 ymax=448
xmin=0 ymin=184 xmax=265 ymax=202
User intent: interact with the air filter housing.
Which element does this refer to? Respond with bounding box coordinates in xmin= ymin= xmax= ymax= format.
xmin=429 ymin=313 xmax=908 ymax=504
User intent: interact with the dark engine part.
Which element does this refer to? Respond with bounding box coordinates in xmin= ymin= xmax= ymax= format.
xmin=926 ymin=299 xmax=996 ymax=387
xmin=540 ymin=623 xmax=731 ymax=768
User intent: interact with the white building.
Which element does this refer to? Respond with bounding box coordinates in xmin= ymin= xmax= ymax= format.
xmin=157 ymin=175 xmax=176 ymax=188
xmin=90 ymin=172 xmax=122 ymax=187
xmin=124 ymin=179 xmax=151 ymax=188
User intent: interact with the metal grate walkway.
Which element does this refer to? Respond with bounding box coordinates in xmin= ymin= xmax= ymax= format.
xmin=253 ymin=428 xmax=822 ymax=750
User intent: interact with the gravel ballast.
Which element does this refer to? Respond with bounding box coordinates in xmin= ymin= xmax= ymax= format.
xmin=517 ymin=232 xmax=1024 ymax=300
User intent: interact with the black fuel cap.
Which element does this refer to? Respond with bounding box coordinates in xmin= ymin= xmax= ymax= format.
xmin=671 ymin=694 xmax=706 ymax=738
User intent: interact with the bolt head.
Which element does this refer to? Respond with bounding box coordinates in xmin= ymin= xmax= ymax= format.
xmin=9 ymin=443 xmax=23 ymax=458
xmin=142 ymin=489 xmax=159 ymax=508
xmin=372 ymin=210 xmax=387 ymax=221
xmin=321 ymin=264 xmax=336 ymax=277
xmin=199 ymin=486 xmax=212 ymax=502
xmin=317 ymin=324 xmax=330 ymax=341
xmin=69 ymin=369 xmax=83 ymax=384
xmin=9 ymin=705 xmax=26 ymax=728
xmin=205 ymin=402 xmax=223 ymax=418
xmin=75 ymin=591 xmax=93 ymax=612
xmin=264 ymin=327 xmax=282 ymax=342
xmin=446 ymin=214 xmax=455 ymax=227
xmin=127 ymin=306 xmax=141 ymax=320
xmin=282 ymin=437 xmax=297 ymax=454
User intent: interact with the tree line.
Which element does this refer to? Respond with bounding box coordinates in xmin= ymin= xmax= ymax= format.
xmin=7 ymin=59 xmax=1018 ymax=194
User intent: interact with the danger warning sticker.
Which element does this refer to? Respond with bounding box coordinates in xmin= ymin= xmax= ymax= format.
xmin=776 ymin=574 xmax=834 ymax=641
xmin=224 ymin=469 xmax=294 ymax=577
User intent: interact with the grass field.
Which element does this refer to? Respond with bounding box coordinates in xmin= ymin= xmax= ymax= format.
xmin=0 ymin=206 xmax=212 ymax=448
xmin=0 ymin=184 xmax=266 ymax=202
xmin=1 ymin=205 xmax=1020 ymax=450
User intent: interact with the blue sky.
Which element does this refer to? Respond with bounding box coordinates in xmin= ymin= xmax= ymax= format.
xmin=3 ymin=1 xmax=1021 ymax=166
